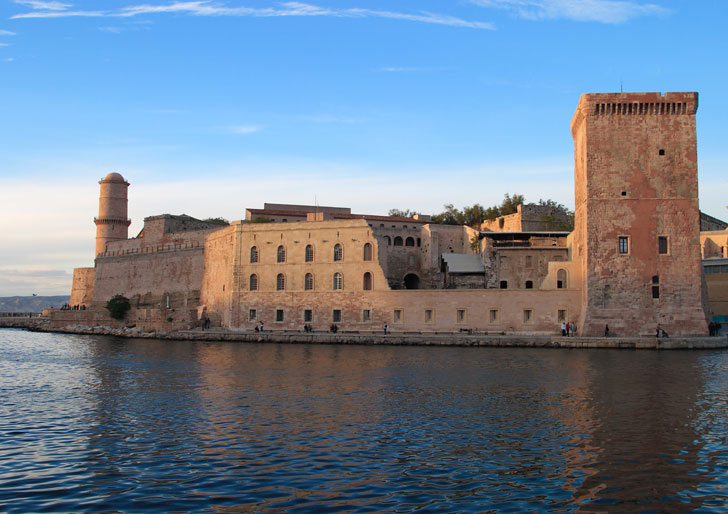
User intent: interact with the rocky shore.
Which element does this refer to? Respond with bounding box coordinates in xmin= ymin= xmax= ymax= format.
xmin=2 ymin=316 xmax=726 ymax=350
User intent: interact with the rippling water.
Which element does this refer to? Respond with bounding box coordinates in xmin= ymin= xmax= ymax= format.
xmin=1 ymin=329 xmax=728 ymax=513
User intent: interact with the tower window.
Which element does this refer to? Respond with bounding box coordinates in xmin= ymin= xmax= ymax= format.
xmin=618 ymin=236 xmax=630 ymax=254
xmin=658 ymin=236 xmax=669 ymax=255
xmin=659 ymin=149 xmax=665 ymax=156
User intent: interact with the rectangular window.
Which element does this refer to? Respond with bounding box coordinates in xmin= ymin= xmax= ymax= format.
xmin=489 ymin=309 xmax=499 ymax=323
xmin=362 ymin=309 xmax=371 ymax=322
xmin=275 ymin=309 xmax=284 ymax=322
xmin=557 ymin=309 xmax=566 ymax=322
xmin=304 ymin=309 xmax=313 ymax=322
xmin=424 ymin=309 xmax=433 ymax=324
xmin=523 ymin=309 xmax=533 ymax=324
xmin=249 ymin=309 xmax=257 ymax=321
xmin=333 ymin=309 xmax=342 ymax=323
xmin=652 ymin=286 xmax=660 ymax=299
xmin=658 ymin=236 xmax=669 ymax=255
xmin=525 ymin=255 xmax=533 ymax=267
xmin=618 ymin=236 xmax=630 ymax=254
xmin=456 ymin=309 xmax=466 ymax=323
xmin=393 ymin=309 xmax=402 ymax=323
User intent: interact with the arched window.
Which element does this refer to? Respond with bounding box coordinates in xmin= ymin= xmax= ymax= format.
xmin=333 ymin=272 xmax=343 ymax=290
xmin=405 ymin=237 xmax=415 ymax=247
xmin=249 ymin=274 xmax=258 ymax=291
xmin=304 ymin=273 xmax=314 ymax=291
xmin=384 ymin=236 xmax=391 ymax=246
xmin=394 ymin=236 xmax=403 ymax=246
xmin=276 ymin=273 xmax=285 ymax=291
xmin=525 ymin=280 xmax=533 ymax=289
xmin=557 ymin=269 xmax=567 ymax=289
xmin=334 ymin=243 xmax=343 ymax=261
xmin=305 ymin=244 xmax=314 ymax=262
xmin=277 ymin=245 xmax=286 ymax=263
xmin=363 ymin=243 xmax=373 ymax=261
xmin=250 ymin=246 xmax=259 ymax=263
xmin=363 ymin=272 xmax=372 ymax=290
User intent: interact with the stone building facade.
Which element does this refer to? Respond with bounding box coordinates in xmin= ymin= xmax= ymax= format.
xmin=60 ymin=92 xmax=717 ymax=336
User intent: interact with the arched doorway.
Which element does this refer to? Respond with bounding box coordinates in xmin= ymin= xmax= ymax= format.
xmin=404 ymin=273 xmax=420 ymax=289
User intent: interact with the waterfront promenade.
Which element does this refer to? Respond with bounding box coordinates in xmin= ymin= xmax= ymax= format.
xmin=2 ymin=315 xmax=726 ymax=350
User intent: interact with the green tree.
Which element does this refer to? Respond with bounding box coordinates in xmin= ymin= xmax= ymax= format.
xmin=203 ymin=217 xmax=229 ymax=225
xmin=537 ymin=199 xmax=574 ymax=230
xmin=106 ymin=295 xmax=131 ymax=320
xmin=388 ymin=208 xmax=419 ymax=218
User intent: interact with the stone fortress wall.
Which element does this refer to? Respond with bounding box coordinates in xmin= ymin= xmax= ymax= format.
xmin=58 ymin=91 xmax=721 ymax=336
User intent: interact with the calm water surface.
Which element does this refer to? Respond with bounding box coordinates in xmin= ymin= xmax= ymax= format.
xmin=1 ymin=329 xmax=728 ymax=513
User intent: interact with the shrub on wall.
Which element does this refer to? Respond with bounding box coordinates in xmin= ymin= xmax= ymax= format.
xmin=106 ymin=295 xmax=131 ymax=320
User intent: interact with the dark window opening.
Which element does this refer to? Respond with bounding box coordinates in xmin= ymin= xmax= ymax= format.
xmin=619 ymin=237 xmax=629 ymax=254
xmin=652 ymin=286 xmax=660 ymax=299
xmin=304 ymin=309 xmax=313 ymax=322
xmin=276 ymin=309 xmax=284 ymax=322
xmin=652 ymin=275 xmax=659 ymax=284
xmin=525 ymin=280 xmax=533 ymax=289
xmin=621 ymin=191 xmax=627 ymax=196
xmin=659 ymin=149 xmax=665 ymax=156
xmin=658 ymin=236 xmax=668 ymax=254
xmin=333 ymin=309 xmax=342 ymax=323
xmin=500 ymin=280 xmax=508 ymax=289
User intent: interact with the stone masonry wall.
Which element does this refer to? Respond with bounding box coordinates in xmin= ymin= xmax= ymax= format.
xmin=69 ymin=267 xmax=95 ymax=307
xmin=572 ymin=92 xmax=707 ymax=336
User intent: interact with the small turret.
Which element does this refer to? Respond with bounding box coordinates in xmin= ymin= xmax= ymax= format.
xmin=94 ymin=172 xmax=131 ymax=256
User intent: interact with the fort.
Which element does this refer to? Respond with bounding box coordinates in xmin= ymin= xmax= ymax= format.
xmin=49 ymin=92 xmax=728 ymax=340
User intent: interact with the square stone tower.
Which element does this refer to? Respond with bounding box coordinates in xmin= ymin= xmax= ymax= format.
xmin=571 ymin=92 xmax=708 ymax=336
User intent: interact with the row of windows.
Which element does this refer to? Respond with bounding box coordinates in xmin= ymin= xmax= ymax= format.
xmin=247 ymin=307 xmax=570 ymax=324
xmin=249 ymin=272 xmax=374 ymax=291
xmin=383 ymin=236 xmax=421 ymax=247
xmin=497 ymin=269 xmax=569 ymax=289
xmin=704 ymin=265 xmax=728 ymax=274
xmin=618 ymin=236 xmax=670 ymax=255
xmin=250 ymin=243 xmax=373 ymax=264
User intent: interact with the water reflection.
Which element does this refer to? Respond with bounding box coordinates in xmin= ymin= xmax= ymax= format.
xmin=1 ymin=329 xmax=727 ymax=513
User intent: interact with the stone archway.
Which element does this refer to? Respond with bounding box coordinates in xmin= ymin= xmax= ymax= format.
xmin=404 ymin=273 xmax=420 ymax=290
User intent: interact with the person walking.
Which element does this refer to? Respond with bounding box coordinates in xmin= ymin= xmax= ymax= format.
xmin=383 ymin=323 xmax=388 ymax=335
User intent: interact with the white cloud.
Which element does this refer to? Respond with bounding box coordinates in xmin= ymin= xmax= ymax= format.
xmin=11 ymin=1 xmax=495 ymax=29
xmin=229 ymin=125 xmax=262 ymax=134
xmin=470 ymin=0 xmax=668 ymax=23
xmin=0 ymin=43 xmax=10 ymax=47
xmin=14 ymin=0 xmax=71 ymax=10
xmin=0 ymin=30 xmax=17 ymax=35
xmin=3 ymin=58 xmax=15 ymax=62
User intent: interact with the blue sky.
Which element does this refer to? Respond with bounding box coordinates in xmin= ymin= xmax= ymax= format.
xmin=1 ymin=0 xmax=727 ymax=295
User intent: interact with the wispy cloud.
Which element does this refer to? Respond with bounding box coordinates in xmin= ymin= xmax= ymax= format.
xmin=3 ymin=58 xmax=15 ymax=62
xmin=0 ymin=29 xmax=17 ymax=35
xmin=14 ymin=0 xmax=71 ymax=10
xmin=470 ymin=0 xmax=668 ymax=23
xmin=0 ymin=43 xmax=10 ymax=47
xmin=229 ymin=125 xmax=262 ymax=134
xmin=11 ymin=1 xmax=495 ymax=29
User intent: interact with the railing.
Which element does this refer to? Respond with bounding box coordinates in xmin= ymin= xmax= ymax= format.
xmin=101 ymin=241 xmax=202 ymax=257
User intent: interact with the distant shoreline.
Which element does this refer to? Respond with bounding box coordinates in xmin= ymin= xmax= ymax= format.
xmin=2 ymin=317 xmax=726 ymax=350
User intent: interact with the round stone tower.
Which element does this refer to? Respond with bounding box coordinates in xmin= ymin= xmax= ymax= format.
xmin=94 ymin=172 xmax=131 ymax=256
